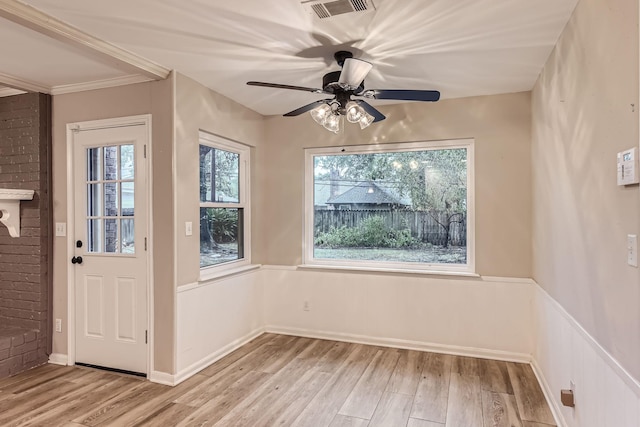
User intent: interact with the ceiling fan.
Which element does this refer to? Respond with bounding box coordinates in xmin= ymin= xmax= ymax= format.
xmin=247 ymin=51 xmax=441 ymax=132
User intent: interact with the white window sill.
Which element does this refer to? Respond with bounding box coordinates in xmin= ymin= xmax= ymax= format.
xmin=199 ymin=263 xmax=261 ymax=282
xmin=297 ymin=264 xmax=480 ymax=278
xmin=178 ymin=264 xmax=262 ymax=292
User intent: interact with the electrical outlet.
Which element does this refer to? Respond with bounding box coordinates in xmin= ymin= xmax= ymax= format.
xmin=55 ymin=318 xmax=62 ymax=333
xmin=303 ymin=301 xmax=310 ymax=311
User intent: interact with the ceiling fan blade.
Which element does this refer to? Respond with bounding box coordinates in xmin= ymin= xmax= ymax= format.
xmin=247 ymin=81 xmax=325 ymax=94
xmin=355 ymin=100 xmax=386 ymax=122
xmin=338 ymin=58 xmax=373 ymax=89
xmin=361 ymin=89 xmax=441 ymax=102
xmin=283 ymin=99 xmax=333 ymax=117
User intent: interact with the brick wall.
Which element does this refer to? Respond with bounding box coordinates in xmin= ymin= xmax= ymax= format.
xmin=0 ymin=92 xmax=52 ymax=377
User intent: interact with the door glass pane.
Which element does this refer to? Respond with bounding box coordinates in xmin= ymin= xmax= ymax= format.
xmin=121 ymin=182 xmax=134 ymax=216
xmin=104 ymin=219 xmax=118 ymax=253
xmin=199 ymin=146 xmax=239 ymax=203
xmin=103 ymin=146 xmax=118 ymax=180
xmin=121 ymin=219 xmax=135 ymax=254
xmin=104 ymin=183 xmax=119 ymax=216
xmin=87 ymin=147 xmax=101 ymax=181
xmin=87 ymin=184 xmax=101 ymax=217
xmin=87 ymin=219 xmax=102 ymax=253
xmin=120 ymin=145 xmax=135 ymax=179
xmin=85 ymin=143 xmax=137 ymax=256
xmin=200 ymin=207 xmax=243 ymax=267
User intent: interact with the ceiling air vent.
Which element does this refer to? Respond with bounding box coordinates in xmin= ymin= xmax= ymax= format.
xmin=302 ymin=0 xmax=377 ymax=19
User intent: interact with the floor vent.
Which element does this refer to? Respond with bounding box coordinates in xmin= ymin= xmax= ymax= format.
xmin=302 ymin=0 xmax=376 ymax=19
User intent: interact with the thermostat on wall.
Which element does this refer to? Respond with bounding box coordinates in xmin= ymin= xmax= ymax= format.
xmin=617 ymin=147 xmax=640 ymax=186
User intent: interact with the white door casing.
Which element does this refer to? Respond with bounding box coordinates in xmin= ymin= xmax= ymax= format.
xmin=69 ymin=117 xmax=150 ymax=374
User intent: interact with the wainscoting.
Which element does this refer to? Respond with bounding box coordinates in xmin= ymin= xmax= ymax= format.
xmin=262 ymin=267 xmax=534 ymax=362
xmin=533 ymin=285 xmax=640 ymax=427
xmin=172 ymin=269 xmax=263 ymax=384
xmin=137 ymin=266 xmax=640 ymax=425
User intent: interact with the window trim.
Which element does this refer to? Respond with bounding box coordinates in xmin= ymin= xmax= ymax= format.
xmin=198 ymin=131 xmax=251 ymax=280
xmin=303 ymin=138 xmax=475 ymax=274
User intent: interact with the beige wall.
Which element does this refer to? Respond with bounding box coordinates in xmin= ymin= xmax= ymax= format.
xmin=532 ymin=0 xmax=640 ymax=380
xmin=258 ymin=92 xmax=532 ymax=277
xmin=51 ymin=78 xmax=175 ymax=373
xmin=174 ymin=73 xmax=265 ymax=286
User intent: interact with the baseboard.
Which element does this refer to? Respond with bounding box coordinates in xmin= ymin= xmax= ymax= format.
xmin=48 ymin=353 xmax=68 ymax=366
xmin=531 ymin=358 xmax=568 ymax=427
xmin=158 ymin=326 xmax=266 ymax=386
xmin=265 ymin=325 xmax=532 ymax=364
xmin=149 ymin=370 xmax=176 ymax=386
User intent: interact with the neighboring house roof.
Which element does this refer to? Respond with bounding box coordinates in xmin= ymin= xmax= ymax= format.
xmin=326 ymin=181 xmax=409 ymax=206
xmin=314 ymin=179 xmax=360 ymax=206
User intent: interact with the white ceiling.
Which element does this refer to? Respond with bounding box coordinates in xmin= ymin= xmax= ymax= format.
xmin=2 ymin=0 xmax=578 ymax=115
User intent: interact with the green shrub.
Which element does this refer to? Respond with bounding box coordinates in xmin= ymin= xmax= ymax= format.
xmin=315 ymin=215 xmax=419 ymax=249
xmin=203 ymin=208 xmax=238 ymax=244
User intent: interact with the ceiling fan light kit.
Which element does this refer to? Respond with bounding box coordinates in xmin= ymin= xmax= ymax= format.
xmin=247 ymin=50 xmax=440 ymax=133
xmin=309 ymin=100 xmax=374 ymax=133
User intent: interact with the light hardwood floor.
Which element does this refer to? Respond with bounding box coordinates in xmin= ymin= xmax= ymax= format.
xmin=0 ymin=334 xmax=556 ymax=426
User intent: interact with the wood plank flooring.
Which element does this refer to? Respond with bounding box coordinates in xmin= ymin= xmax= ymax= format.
xmin=0 ymin=334 xmax=556 ymax=427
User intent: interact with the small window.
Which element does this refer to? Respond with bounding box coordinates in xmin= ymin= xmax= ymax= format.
xmin=199 ymin=132 xmax=250 ymax=274
xmin=305 ymin=139 xmax=474 ymax=274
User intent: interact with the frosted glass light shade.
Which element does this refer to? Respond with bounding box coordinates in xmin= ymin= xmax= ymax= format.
xmin=310 ymin=104 xmax=331 ymax=124
xmin=345 ymin=101 xmax=364 ymax=123
xmin=339 ymin=58 xmax=373 ymax=89
xmin=323 ymin=113 xmax=340 ymax=133
xmin=359 ymin=112 xmax=375 ymax=129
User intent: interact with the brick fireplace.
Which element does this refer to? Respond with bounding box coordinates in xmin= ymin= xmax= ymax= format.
xmin=0 ymin=92 xmax=52 ymax=378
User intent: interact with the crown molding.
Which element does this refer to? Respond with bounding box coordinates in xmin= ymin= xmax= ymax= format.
xmin=0 ymin=71 xmax=155 ymax=96
xmin=0 ymin=0 xmax=170 ymax=80
xmin=50 ymin=74 xmax=154 ymax=95
xmin=0 ymin=87 xmax=26 ymax=97
xmin=0 ymin=71 xmax=49 ymax=93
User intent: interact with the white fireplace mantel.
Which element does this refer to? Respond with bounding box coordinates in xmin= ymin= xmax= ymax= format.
xmin=0 ymin=189 xmax=35 ymax=238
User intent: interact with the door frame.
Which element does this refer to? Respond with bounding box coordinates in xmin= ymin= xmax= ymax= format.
xmin=65 ymin=114 xmax=154 ymax=377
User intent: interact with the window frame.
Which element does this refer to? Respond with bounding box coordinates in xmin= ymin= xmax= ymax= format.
xmin=304 ymin=139 xmax=475 ymax=275
xmin=198 ymin=131 xmax=251 ymax=280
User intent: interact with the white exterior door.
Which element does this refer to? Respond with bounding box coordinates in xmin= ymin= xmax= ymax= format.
xmin=72 ymin=122 xmax=148 ymax=374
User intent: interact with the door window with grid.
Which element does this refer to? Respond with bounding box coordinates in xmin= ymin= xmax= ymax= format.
xmin=86 ymin=144 xmax=136 ymax=254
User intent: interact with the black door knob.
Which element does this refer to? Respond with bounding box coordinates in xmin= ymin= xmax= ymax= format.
xmin=71 ymin=256 xmax=83 ymax=265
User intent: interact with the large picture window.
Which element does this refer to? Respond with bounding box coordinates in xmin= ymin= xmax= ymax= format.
xmin=305 ymin=139 xmax=474 ymax=274
xmin=199 ymin=132 xmax=250 ymax=274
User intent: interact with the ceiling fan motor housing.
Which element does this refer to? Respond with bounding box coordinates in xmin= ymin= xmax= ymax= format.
xmin=322 ymin=70 xmax=365 ymax=94
xmin=322 ymin=71 xmax=342 ymax=90
xmin=334 ymin=50 xmax=354 ymax=67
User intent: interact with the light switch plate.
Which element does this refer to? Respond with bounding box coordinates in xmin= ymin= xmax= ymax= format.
xmin=55 ymin=223 xmax=66 ymax=237
xmin=627 ymin=234 xmax=637 ymax=267
xmin=185 ymin=222 xmax=193 ymax=236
